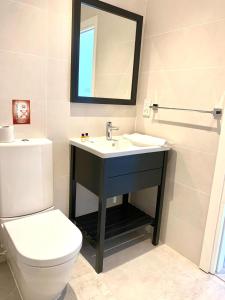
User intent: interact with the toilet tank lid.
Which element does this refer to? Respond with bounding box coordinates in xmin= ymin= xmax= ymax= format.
xmin=3 ymin=210 xmax=82 ymax=267
xmin=0 ymin=138 xmax=52 ymax=148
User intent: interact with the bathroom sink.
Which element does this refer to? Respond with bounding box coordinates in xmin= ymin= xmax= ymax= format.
xmin=70 ymin=136 xmax=170 ymax=158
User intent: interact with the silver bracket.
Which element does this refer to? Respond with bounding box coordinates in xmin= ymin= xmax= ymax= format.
xmin=150 ymin=104 xmax=223 ymax=119
xmin=213 ymin=108 xmax=223 ymax=118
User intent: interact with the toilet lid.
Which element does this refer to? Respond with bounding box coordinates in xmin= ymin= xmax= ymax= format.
xmin=4 ymin=209 xmax=82 ymax=267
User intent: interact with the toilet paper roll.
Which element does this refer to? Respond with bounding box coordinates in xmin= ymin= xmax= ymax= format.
xmin=0 ymin=125 xmax=15 ymax=143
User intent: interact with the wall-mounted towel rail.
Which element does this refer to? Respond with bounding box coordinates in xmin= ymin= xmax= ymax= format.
xmin=150 ymin=104 xmax=222 ymax=118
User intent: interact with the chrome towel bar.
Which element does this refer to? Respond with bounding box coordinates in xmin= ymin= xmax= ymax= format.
xmin=150 ymin=104 xmax=222 ymax=118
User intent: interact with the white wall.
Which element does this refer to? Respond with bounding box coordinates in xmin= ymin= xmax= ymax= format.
xmin=0 ymin=0 xmax=47 ymax=138
xmin=133 ymin=0 xmax=225 ymax=265
xmin=0 ymin=0 xmax=147 ymax=217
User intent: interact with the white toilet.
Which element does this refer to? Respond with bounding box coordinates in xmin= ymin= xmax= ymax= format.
xmin=0 ymin=139 xmax=82 ymax=300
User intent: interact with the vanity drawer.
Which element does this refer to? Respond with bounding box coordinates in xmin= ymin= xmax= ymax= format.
xmin=105 ymin=152 xmax=164 ymax=177
xmin=105 ymin=168 xmax=162 ymax=198
xmin=74 ymin=147 xmax=165 ymax=197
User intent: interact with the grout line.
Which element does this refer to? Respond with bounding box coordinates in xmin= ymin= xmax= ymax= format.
xmin=6 ymin=0 xmax=46 ymax=11
xmin=140 ymin=66 xmax=225 ymax=73
xmin=0 ymin=48 xmax=46 ymax=59
xmin=44 ymin=57 xmax=48 ymax=138
xmin=171 ymin=144 xmax=218 ymax=156
xmin=144 ymin=17 xmax=225 ymax=39
xmin=215 ymin=274 xmax=225 ymax=284
xmin=0 ymin=49 xmax=70 ymax=63
xmin=166 ymin=178 xmax=211 ymax=197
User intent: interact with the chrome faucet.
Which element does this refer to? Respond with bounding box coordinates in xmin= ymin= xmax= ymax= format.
xmin=106 ymin=122 xmax=119 ymax=140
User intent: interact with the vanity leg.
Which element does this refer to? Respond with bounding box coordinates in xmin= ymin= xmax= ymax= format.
xmin=152 ymin=152 xmax=168 ymax=246
xmin=96 ymin=197 xmax=107 ymax=273
xmin=69 ymin=146 xmax=76 ymax=221
xmin=122 ymin=193 xmax=129 ymax=206
xmin=152 ymin=185 xmax=163 ymax=245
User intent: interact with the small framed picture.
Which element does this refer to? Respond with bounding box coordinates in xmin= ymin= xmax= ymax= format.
xmin=12 ymin=100 xmax=31 ymax=125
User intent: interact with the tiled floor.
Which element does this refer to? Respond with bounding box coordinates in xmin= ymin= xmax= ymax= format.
xmin=1 ymin=229 xmax=225 ymax=300
xmin=216 ymin=270 xmax=225 ymax=282
xmin=0 ymin=262 xmax=21 ymax=300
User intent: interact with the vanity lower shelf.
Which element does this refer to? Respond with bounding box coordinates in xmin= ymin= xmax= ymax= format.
xmin=69 ymin=145 xmax=168 ymax=273
xmin=75 ymin=203 xmax=154 ymax=245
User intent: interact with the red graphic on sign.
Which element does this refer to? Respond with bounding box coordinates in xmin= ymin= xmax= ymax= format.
xmin=12 ymin=100 xmax=31 ymax=125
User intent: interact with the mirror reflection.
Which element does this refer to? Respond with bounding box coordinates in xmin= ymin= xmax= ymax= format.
xmin=79 ymin=3 xmax=136 ymax=100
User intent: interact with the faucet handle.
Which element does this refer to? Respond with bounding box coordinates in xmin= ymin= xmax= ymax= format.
xmin=106 ymin=121 xmax=119 ymax=130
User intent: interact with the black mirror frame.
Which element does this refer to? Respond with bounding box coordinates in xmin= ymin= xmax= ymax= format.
xmin=70 ymin=0 xmax=143 ymax=105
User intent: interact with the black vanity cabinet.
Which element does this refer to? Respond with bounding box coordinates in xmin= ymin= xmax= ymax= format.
xmin=69 ymin=146 xmax=168 ymax=273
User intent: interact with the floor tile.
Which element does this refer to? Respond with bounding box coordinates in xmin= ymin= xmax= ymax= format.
xmin=1 ymin=229 xmax=225 ymax=300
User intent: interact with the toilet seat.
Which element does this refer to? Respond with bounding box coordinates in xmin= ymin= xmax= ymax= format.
xmin=3 ymin=209 xmax=82 ymax=268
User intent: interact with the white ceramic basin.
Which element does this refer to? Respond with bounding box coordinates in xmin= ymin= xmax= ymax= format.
xmin=70 ymin=136 xmax=170 ymax=158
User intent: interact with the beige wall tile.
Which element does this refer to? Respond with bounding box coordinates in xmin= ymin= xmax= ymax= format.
xmin=0 ymin=50 xmax=46 ymax=101
xmin=47 ymin=59 xmax=70 ymax=101
xmin=145 ymin=0 xmax=225 ymax=37
xmin=131 ymin=187 xmax=158 ymax=217
xmin=136 ymin=72 xmax=150 ymax=104
xmin=52 ymin=140 xmax=70 ymax=178
xmin=47 ymin=101 xmax=70 ymax=140
xmin=47 ymin=11 xmax=71 ymax=60
xmin=53 ymin=175 xmax=69 ymax=215
xmin=76 ymin=183 xmax=99 ymax=217
xmin=134 ymin=0 xmax=223 ymax=265
xmin=167 ymin=147 xmax=217 ymax=194
xmin=142 ymin=20 xmax=225 ymax=71
xmin=70 ymin=103 xmax=136 ymax=118
xmin=104 ymin=0 xmax=147 ymax=16
xmin=15 ymin=0 xmax=47 ymax=10
xmin=69 ymin=116 xmax=135 ymax=138
xmin=47 ymin=0 xmax=72 ymax=16
xmin=0 ymin=100 xmax=12 ymax=125
xmin=0 ymin=0 xmax=47 ymax=56
xmin=140 ymin=69 xmax=225 ymax=110
xmin=165 ymin=180 xmax=210 ymax=230
xmin=160 ymin=180 xmax=211 ymax=264
xmin=0 ymin=1 xmax=47 ymax=139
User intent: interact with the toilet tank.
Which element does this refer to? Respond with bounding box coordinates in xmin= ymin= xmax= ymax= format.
xmin=0 ymin=139 xmax=53 ymax=218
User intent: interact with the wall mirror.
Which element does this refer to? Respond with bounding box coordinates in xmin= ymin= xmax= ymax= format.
xmin=71 ymin=0 xmax=143 ymax=105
